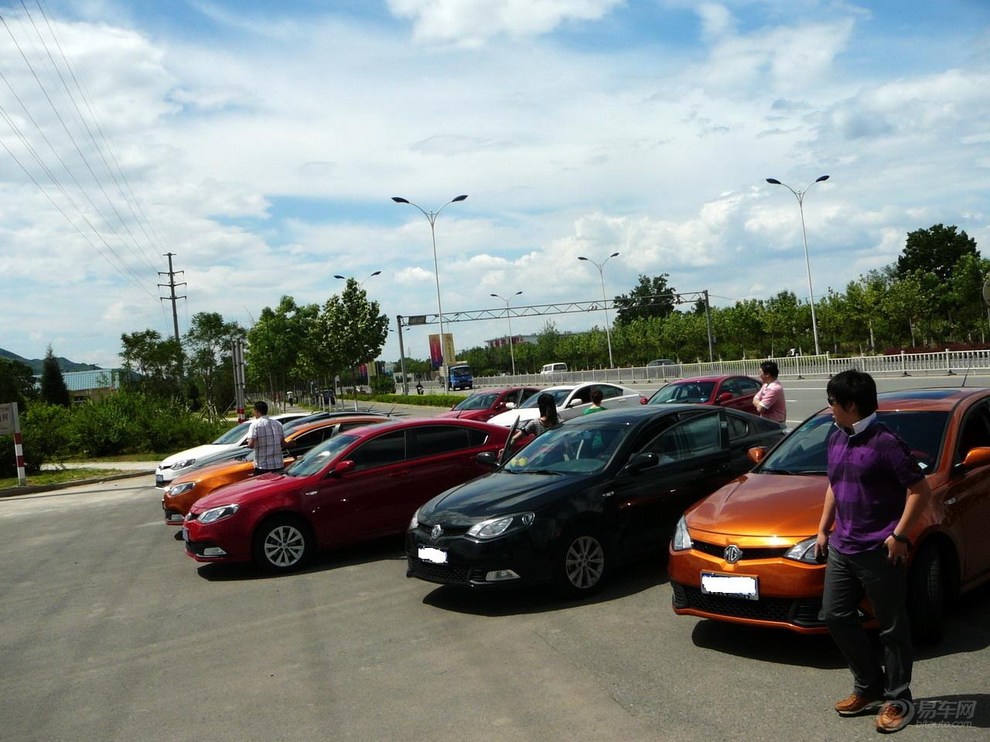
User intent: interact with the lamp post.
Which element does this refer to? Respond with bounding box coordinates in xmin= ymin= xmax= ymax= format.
xmin=578 ymin=252 xmax=620 ymax=368
xmin=334 ymin=271 xmax=381 ymax=408
xmin=766 ymin=175 xmax=829 ymax=356
xmin=392 ymin=194 xmax=468 ymax=391
xmin=491 ymin=291 xmax=522 ymax=376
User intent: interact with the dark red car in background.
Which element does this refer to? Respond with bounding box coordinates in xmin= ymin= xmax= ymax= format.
xmin=183 ymin=418 xmax=510 ymax=573
xmin=647 ymin=375 xmax=763 ymax=414
xmin=438 ymin=386 xmax=540 ymax=423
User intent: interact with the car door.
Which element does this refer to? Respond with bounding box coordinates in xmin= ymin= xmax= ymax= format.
xmin=607 ymin=411 xmax=732 ymax=557
xmin=946 ymin=401 xmax=990 ymax=582
xmin=313 ymin=429 xmax=409 ymax=546
xmin=725 ymin=376 xmax=761 ymax=411
xmin=403 ymin=425 xmax=494 ymax=516
xmin=595 ymin=383 xmax=639 ymax=411
xmin=560 ymin=385 xmax=594 ymax=419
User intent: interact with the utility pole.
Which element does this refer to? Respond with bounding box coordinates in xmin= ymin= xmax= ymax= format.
xmin=159 ymin=252 xmax=187 ymax=374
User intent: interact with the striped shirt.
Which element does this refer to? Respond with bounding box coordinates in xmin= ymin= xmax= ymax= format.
xmin=248 ymin=416 xmax=285 ymax=471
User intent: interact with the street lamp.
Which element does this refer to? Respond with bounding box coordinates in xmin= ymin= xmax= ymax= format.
xmin=392 ymin=194 xmax=468 ymax=391
xmin=334 ymin=270 xmax=381 ymax=286
xmin=491 ymin=291 xmax=522 ymax=376
xmin=766 ymin=175 xmax=829 ymax=356
xmin=578 ymin=252 xmax=620 ymax=368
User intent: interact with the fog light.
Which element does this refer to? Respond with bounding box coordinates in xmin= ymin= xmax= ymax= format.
xmin=485 ymin=569 xmax=520 ymax=582
xmin=202 ymin=547 xmax=227 ymax=557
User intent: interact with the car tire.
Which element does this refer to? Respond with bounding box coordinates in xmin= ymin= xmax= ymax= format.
xmin=554 ymin=527 xmax=607 ymax=597
xmin=907 ymin=543 xmax=944 ymax=644
xmin=252 ymin=516 xmax=313 ymax=573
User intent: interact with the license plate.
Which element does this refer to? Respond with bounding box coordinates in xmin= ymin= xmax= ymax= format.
xmin=417 ymin=546 xmax=447 ymax=564
xmin=701 ymin=571 xmax=758 ymax=600
xmin=155 ymin=475 xmax=165 ymax=487
xmin=181 ymin=527 xmax=189 ymax=542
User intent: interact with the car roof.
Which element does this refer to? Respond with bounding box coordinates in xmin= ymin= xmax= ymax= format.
xmin=665 ymin=374 xmax=751 ymax=383
xmin=878 ymin=387 xmax=986 ymax=411
xmin=285 ymin=415 xmax=387 ymax=439
xmin=562 ymin=404 xmax=710 ymax=428
xmin=335 ymin=416 xmax=507 ymax=440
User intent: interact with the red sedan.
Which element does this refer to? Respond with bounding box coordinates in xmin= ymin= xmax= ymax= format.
xmin=182 ymin=418 xmax=509 ymax=573
xmin=438 ymin=386 xmax=541 ymax=422
xmin=647 ymin=375 xmax=762 ymax=414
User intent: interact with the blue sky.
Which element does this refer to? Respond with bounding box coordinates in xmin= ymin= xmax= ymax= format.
xmin=1 ymin=0 xmax=989 ymax=368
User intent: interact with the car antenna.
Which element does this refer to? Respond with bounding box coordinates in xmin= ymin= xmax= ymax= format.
xmin=961 ymin=355 xmax=975 ymax=387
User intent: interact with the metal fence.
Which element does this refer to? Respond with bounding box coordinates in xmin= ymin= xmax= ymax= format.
xmin=472 ymin=349 xmax=990 ymax=389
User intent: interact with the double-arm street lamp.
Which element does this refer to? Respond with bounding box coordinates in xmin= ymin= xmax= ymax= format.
xmin=766 ymin=175 xmax=829 ymax=356
xmin=392 ymin=194 xmax=468 ymax=391
xmin=578 ymin=252 xmax=620 ymax=368
xmin=491 ymin=291 xmax=522 ymax=376
xmin=334 ymin=270 xmax=381 ymax=286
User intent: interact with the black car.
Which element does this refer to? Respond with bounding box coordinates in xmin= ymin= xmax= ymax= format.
xmin=406 ymin=405 xmax=786 ymax=596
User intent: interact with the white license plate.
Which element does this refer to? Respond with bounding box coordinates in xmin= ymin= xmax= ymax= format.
xmin=418 ymin=546 xmax=447 ymax=564
xmin=701 ymin=571 xmax=759 ymax=600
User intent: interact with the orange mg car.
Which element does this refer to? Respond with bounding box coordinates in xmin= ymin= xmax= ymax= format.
xmin=668 ymin=388 xmax=990 ymax=643
xmin=162 ymin=415 xmax=388 ymax=525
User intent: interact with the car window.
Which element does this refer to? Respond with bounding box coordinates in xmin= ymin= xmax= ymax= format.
xmin=288 ymin=428 xmax=328 ymax=451
xmin=737 ymin=377 xmax=760 ymax=395
xmin=411 ymin=425 xmax=474 ymax=457
xmin=348 ymin=430 xmax=408 ymax=470
xmin=596 ymin=384 xmax=624 ymax=400
xmin=505 ymin=424 xmax=621 ymax=474
xmin=640 ymin=414 xmax=722 ymax=462
xmin=956 ymin=405 xmax=990 ymax=462
xmin=453 ymin=393 xmax=499 ymax=411
xmin=213 ymin=421 xmax=251 ymax=445
xmin=285 ymin=434 xmax=359 ymax=477
xmin=725 ymin=412 xmax=751 ymax=441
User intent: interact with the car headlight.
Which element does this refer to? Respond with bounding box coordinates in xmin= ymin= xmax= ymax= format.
xmin=409 ymin=507 xmax=421 ymax=531
xmin=467 ymin=512 xmax=535 ymax=540
xmin=784 ymin=536 xmax=819 ymax=564
xmin=172 ymin=458 xmax=197 ymax=471
xmin=166 ymin=481 xmax=196 ymax=497
xmin=198 ymin=503 xmax=239 ymax=524
xmin=671 ymin=516 xmax=693 ymax=551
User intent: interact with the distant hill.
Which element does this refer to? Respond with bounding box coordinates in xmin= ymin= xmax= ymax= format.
xmin=0 ymin=348 xmax=102 ymax=375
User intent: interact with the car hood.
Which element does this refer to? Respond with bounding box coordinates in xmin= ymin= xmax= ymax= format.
xmin=190 ymin=471 xmax=292 ymax=511
xmin=159 ymin=443 xmax=240 ymax=468
xmin=422 ymin=470 xmax=582 ymax=523
xmin=684 ymin=472 xmax=828 ymax=537
xmin=488 ymin=409 xmax=539 ymax=427
xmin=437 ymin=409 xmax=489 ymax=421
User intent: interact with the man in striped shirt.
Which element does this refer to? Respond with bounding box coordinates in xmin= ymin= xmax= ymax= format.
xmin=247 ymin=401 xmax=285 ymax=474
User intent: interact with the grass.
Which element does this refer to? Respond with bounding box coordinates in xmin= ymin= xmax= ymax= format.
xmin=0 ymin=467 xmax=127 ymax=490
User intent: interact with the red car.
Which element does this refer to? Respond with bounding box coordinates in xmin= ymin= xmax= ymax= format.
xmin=438 ymin=386 xmax=541 ymax=422
xmin=647 ymin=375 xmax=762 ymax=414
xmin=182 ymin=418 xmax=510 ymax=573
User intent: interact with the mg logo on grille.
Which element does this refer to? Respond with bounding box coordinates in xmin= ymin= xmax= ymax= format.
xmin=723 ymin=545 xmax=743 ymax=563
xmin=430 ymin=524 xmax=443 ymax=541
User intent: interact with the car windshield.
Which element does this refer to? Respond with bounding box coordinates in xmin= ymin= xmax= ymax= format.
xmin=649 ymin=381 xmax=715 ymax=404
xmin=452 ymin=392 xmax=499 ymax=411
xmin=757 ymin=410 xmax=948 ymax=475
xmin=212 ymin=420 xmax=251 ymax=445
xmin=504 ymin=423 xmax=626 ymax=475
xmin=285 ymin=434 xmax=359 ymax=477
xmin=518 ymin=388 xmax=572 ymax=409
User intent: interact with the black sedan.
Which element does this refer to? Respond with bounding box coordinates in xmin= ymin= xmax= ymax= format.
xmin=406 ymin=405 xmax=786 ymax=596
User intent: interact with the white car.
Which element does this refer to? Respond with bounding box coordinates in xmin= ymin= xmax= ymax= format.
xmin=487 ymin=383 xmax=646 ymax=427
xmin=154 ymin=413 xmax=307 ymax=488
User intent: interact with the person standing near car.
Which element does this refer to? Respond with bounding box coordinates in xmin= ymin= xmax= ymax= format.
xmin=814 ymin=369 xmax=931 ymax=734
xmin=247 ymin=401 xmax=286 ymax=475
xmin=506 ymin=392 xmax=562 ymax=451
xmin=583 ymin=388 xmax=606 ymax=414
xmin=753 ymin=360 xmax=786 ymax=423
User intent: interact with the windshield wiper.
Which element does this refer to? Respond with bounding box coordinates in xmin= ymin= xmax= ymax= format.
xmin=519 ymin=468 xmax=564 ymax=476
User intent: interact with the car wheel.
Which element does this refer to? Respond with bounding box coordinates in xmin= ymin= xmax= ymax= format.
xmin=907 ymin=543 xmax=944 ymax=644
xmin=252 ymin=516 xmax=313 ymax=573
xmin=554 ymin=527 xmax=607 ymax=596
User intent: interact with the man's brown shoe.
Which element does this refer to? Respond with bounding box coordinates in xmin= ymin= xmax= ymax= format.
xmin=876 ymin=701 xmax=914 ymax=733
xmin=834 ymin=692 xmax=883 ymax=717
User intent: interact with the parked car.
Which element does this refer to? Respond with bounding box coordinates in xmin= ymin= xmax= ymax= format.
xmin=438 ymin=387 xmax=541 ymax=423
xmin=406 ymin=405 xmax=786 ymax=595
xmin=154 ymin=413 xmax=306 ymax=488
xmin=540 ymin=362 xmax=568 ymax=375
xmin=162 ymin=415 xmax=389 ymax=525
xmin=281 ymin=410 xmax=390 ymax=433
xmin=668 ymin=387 xmax=990 ymax=643
xmin=487 ymin=383 xmax=646 ymax=427
xmin=647 ymin=375 xmax=762 ymax=414
xmin=182 ymin=418 xmax=511 ymax=573
xmin=646 ymin=359 xmax=677 ymax=367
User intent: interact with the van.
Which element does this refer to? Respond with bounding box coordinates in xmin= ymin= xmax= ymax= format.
xmin=540 ymin=362 xmax=568 ymax=375
xmin=448 ymin=363 xmax=473 ymax=391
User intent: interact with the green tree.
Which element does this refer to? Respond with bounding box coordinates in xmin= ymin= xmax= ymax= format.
xmin=896 ymin=224 xmax=979 ymax=282
xmin=119 ymin=330 xmax=183 ymax=398
xmin=248 ymin=297 xmax=319 ymax=402
xmin=40 ymin=345 xmax=71 ymax=407
xmin=311 ymin=279 xmax=389 ymax=391
xmin=185 ymin=312 xmax=246 ymax=416
xmin=0 ymin=357 xmax=36 ymax=409
xmin=613 ymin=274 xmax=677 ymax=325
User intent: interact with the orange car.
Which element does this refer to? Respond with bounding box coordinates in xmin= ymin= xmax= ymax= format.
xmin=161 ymin=415 xmax=388 ymax=525
xmin=669 ymin=387 xmax=990 ymax=643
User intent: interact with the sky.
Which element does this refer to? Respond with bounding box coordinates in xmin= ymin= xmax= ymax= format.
xmin=1 ymin=0 xmax=989 ymax=369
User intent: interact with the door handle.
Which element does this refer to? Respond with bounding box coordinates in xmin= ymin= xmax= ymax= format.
xmin=303 ymin=490 xmax=318 ymax=497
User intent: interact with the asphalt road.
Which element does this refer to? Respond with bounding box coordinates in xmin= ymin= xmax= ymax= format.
xmin=2 ymin=374 xmax=990 ymax=741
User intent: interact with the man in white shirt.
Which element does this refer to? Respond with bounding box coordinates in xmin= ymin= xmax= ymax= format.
xmin=247 ymin=401 xmax=286 ymax=474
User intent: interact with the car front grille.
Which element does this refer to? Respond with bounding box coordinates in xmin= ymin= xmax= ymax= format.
xmin=407 ymin=557 xmax=476 ymax=586
xmin=691 ymin=540 xmax=791 ymax=561
xmin=671 ymin=582 xmax=824 ymax=627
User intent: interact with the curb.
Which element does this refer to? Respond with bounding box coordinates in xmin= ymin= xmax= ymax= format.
xmin=1 ymin=469 xmax=154 ymax=498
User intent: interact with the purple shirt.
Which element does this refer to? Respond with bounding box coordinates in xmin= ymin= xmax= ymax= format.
xmin=826 ymin=420 xmax=924 ymax=554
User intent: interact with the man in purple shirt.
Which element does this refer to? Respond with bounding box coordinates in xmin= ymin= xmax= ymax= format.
xmin=814 ymin=369 xmax=931 ymax=734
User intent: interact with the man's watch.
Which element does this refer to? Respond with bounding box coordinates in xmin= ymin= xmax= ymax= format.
xmin=891 ymin=532 xmax=912 ymax=549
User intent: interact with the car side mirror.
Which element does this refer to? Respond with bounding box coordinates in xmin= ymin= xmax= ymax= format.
xmin=330 ymin=459 xmax=356 ymax=477
xmin=505 ymin=402 xmax=516 ymax=410
xmin=623 ymin=451 xmax=659 ymax=474
xmin=748 ymin=446 xmax=767 ymax=464
xmin=961 ymin=447 xmax=990 ymax=469
xmin=567 ymin=399 xmax=584 ymax=408
xmin=476 ymin=451 xmax=499 ymax=468
xmin=716 ymin=392 xmax=733 ymax=404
